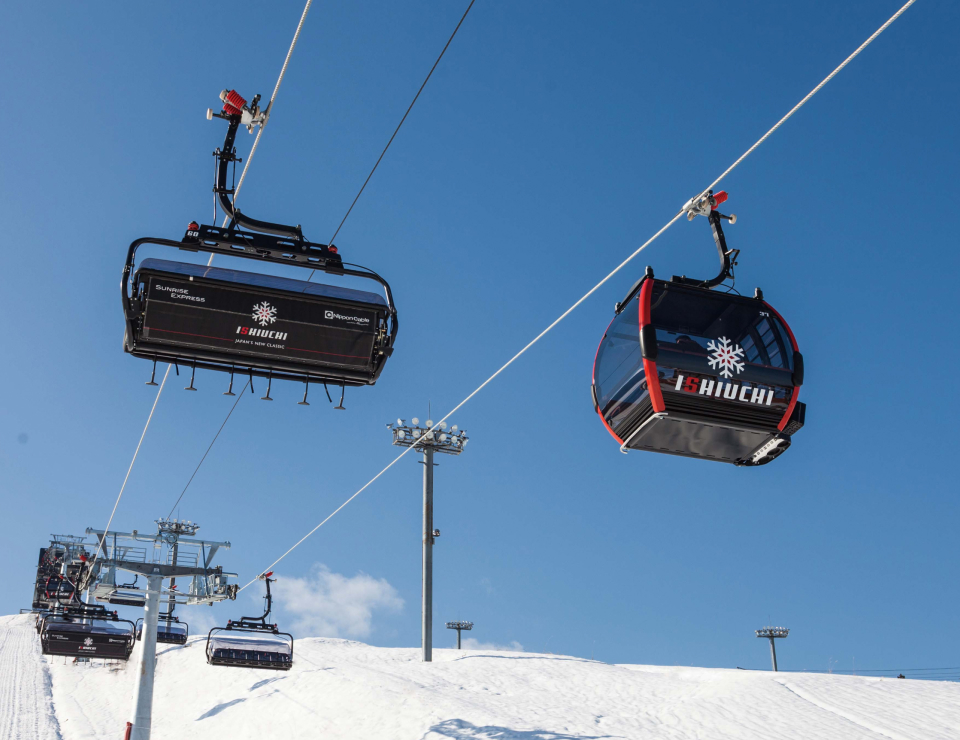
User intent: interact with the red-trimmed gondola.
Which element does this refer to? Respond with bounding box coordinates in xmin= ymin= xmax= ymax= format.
xmin=592 ymin=192 xmax=805 ymax=466
xmin=122 ymin=90 xmax=397 ymax=398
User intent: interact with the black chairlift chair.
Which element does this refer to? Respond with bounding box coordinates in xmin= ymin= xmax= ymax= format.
xmin=39 ymin=590 xmax=136 ymax=660
xmin=592 ymin=191 xmax=805 ymax=466
xmin=136 ymin=608 xmax=189 ymax=645
xmin=206 ymin=572 xmax=293 ymax=671
xmin=122 ymin=89 xmax=398 ymax=398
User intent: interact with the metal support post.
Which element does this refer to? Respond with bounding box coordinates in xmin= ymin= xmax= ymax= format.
xmin=422 ymin=446 xmax=435 ymax=662
xmin=129 ymin=573 xmax=162 ymax=740
xmin=768 ymin=637 xmax=778 ymax=672
xmin=456 ymin=627 xmax=461 ymax=649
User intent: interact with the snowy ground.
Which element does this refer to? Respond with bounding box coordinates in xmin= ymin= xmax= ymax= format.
xmin=4 ymin=613 xmax=959 ymax=739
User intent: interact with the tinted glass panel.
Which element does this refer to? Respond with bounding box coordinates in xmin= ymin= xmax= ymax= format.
xmin=650 ymin=283 xmax=793 ymax=378
xmin=594 ymin=298 xmax=643 ymax=409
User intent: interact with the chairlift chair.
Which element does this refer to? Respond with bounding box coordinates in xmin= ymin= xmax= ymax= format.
xmin=206 ymin=572 xmax=293 ymax=671
xmin=592 ymin=192 xmax=805 ymax=466
xmin=136 ymin=615 xmax=189 ymax=645
xmin=39 ymin=601 xmax=136 ymax=660
xmin=122 ymin=89 xmax=398 ymax=394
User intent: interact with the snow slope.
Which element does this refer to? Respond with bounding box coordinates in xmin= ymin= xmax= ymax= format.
xmin=5 ymin=613 xmax=959 ymax=739
xmin=0 ymin=615 xmax=61 ymax=740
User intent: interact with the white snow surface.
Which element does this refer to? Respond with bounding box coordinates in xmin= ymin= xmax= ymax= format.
xmin=4 ymin=613 xmax=959 ymax=739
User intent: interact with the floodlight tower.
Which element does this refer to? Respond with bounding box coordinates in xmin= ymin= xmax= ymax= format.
xmin=446 ymin=620 xmax=474 ymax=649
xmin=388 ymin=416 xmax=469 ymax=662
xmin=756 ymin=626 xmax=790 ymax=671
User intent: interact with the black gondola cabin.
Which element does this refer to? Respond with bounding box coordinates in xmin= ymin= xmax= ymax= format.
xmin=593 ymin=276 xmax=805 ymax=465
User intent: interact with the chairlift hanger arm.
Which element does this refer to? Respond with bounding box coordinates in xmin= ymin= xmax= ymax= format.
xmin=214 ymin=103 xmax=303 ymax=240
xmin=673 ymin=190 xmax=739 ymax=289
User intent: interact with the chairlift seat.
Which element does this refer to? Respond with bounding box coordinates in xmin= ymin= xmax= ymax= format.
xmin=125 ymin=253 xmax=396 ymax=386
xmin=136 ymin=616 xmax=189 ymax=645
xmin=206 ymin=629 xmax=293 ymax=671
xmin=40 ymin=614 xmax=136 ymax=660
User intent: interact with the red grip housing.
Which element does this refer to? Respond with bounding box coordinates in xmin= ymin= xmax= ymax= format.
xmin=224 ymin=90 xmax=246 ymax=109
xmin=711 ymin=190 xmax=728 ymax=209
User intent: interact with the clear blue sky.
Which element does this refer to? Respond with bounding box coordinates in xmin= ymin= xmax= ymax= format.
xmin=2 ymin=0 xmax=958 ymax=674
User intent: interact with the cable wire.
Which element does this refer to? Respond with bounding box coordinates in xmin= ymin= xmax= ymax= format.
xmin=321 ymin=0 xmax=476 ymax=257
xmin=166 ymin=381 xmax=249 ymax=518
xmin=91 ymin=365 xmax=171 ymax=563
xmin=241 ymin=0 xmax=917 ymax=590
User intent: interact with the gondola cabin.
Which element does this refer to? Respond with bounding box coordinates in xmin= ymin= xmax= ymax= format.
xmin=593 ymin=274 xmax=805 ymax=466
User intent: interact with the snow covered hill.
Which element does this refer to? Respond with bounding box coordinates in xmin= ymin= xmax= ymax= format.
xmin=4 ymin=613 xmax=959 ymax=739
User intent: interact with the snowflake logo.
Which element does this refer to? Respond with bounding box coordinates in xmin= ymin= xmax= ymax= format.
xmin=83 ymin=637 xmax=93 ymax=646
xmin=251 ymin=301 xmax=277 ymax=327
xmin=707 ymin=336 xmax=745 ymax=378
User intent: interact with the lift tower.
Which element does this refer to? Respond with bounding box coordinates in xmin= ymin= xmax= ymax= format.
xmin=755 ymin=626 xmax=790 ymax=671
xmin=389 ymin=416 xmax=469 ymax=662
xmin=86 ymin=520 xmax=237 ymax=740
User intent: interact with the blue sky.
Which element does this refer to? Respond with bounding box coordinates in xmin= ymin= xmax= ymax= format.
xmin=2 ymin=0 xmax=958 ymax=674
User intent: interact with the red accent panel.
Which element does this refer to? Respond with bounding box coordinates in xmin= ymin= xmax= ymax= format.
xmin=224 ymin=90 xmax=246 ymax=109
xmin=778 ymin=386 xmax=800 ymax=432
xmin=639 ymin=280 xmax=665 ymax=413
xmin=763 ymin=299 xmax=800 ymax=430
xmin=711 ymin=191 xmax=728 ymax=208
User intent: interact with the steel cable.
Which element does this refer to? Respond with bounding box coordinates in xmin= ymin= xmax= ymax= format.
xmin=241 ymin=0 xmax=917 ymax=590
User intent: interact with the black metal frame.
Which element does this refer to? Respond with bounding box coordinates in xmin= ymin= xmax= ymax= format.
xmin=205 ymin=575 xmax=293 ymax=671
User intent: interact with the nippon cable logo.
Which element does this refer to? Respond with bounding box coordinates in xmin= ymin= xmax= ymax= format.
xmin=325 ymin=310 xmax=370 ymax=324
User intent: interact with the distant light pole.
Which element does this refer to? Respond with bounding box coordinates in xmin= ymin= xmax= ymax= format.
xmin=389 ymin=416 xmax=469 ymax=662
xmin=756 ymin=626 xmax=790 ymax=671
xmin=446 ymin=620 xmax=474 ymax=649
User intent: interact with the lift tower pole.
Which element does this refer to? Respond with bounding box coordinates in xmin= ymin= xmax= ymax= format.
xmin=422 ymin=445 xmax=435 ymax=662
xmin=389 ymin=416 xmax=469 ymax=662
xmin=86 ymin=520 xmax=236 ymax=740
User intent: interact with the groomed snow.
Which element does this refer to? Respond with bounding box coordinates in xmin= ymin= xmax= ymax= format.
xmin=4 ymin=613 xmax=959 ymax=739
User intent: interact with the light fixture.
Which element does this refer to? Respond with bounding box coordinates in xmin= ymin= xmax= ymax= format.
xmin=427 ymin=419 xmax=433 ymax=427
xmin=439 ymin=422 xmax=447 ymax=430
xmin=397 ymin=418 xmax=404 ymax=427
xmin=440 ymin=434 xmax=448 ymax=442
xmin=451 ymin=425 xmax=458 ymax=432
xmin=414 ymin=430 xmax=422 ymax=437
xmin=412 ymin=417 xmax=419 ymax=425
xmin=397 ymin=431 xmax=406 ymax=440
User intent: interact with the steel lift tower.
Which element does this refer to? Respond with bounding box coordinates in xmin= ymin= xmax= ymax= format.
xmin=755 ymin=626 xmax=790 ymax=671
xmin=86 ymin=520 xmax=237 ymax=740
xmin=389 ymin=416 xmax=469 ymax=662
